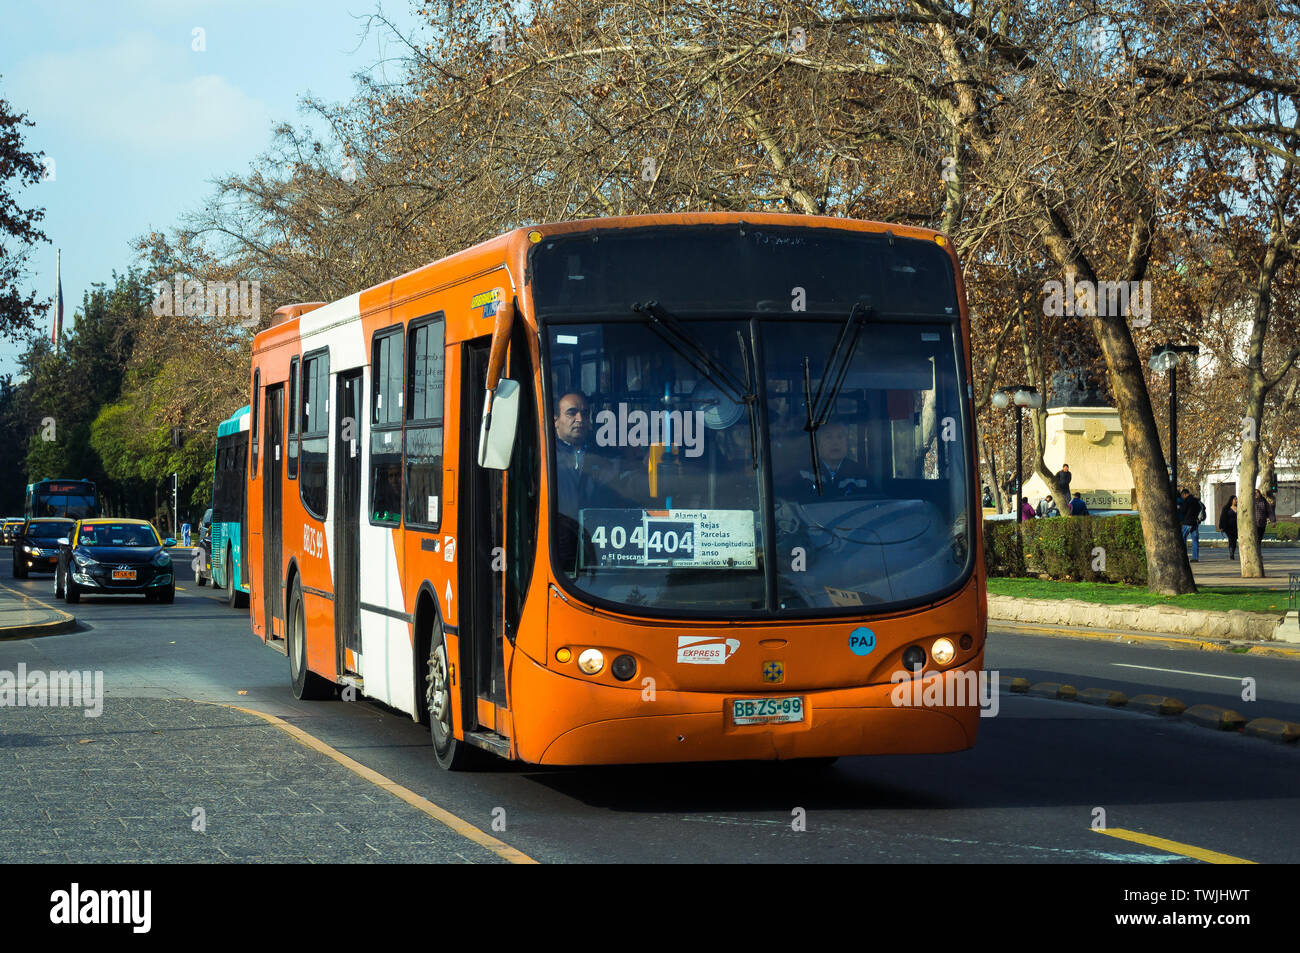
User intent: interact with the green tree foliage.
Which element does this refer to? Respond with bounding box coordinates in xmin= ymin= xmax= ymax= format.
xmin=0 ymin=79 xmax=49 ymax=335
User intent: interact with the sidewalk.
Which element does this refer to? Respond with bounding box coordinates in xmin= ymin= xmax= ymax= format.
xmin=0 ymin=582 xmax=76 ymax=639
xmin=0 ymin=697 xmax=508 ymax=863
xmin=1191 ymin=547 xmax=1300 ymax=590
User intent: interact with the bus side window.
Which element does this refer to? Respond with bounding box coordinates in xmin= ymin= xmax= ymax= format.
xmin=370 ymin=326 xmax=404 ymax=525
xmin=251 ymin=369 xmax=260 ymax=475
xmin=300 ymin=351 xmax=330 ymax=520
xmin=287 ymin=356 xmax=299 ymax=480
xmin=405 ymin=315 xmax=445 ymax=529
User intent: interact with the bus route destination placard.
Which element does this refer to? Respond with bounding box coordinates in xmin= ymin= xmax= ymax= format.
xmin=579 ymin=509 xmax=756 ymax=569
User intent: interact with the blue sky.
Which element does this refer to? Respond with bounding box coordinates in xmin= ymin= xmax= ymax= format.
xmin=1 ymin=0 xmax=427 ymax=377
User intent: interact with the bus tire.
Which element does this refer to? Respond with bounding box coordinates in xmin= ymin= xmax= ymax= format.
xmin=226 ymin=550 xmax=248 ymax=609
xmin=427 ymin=617 xmax=473 ymax=770
xmin=287 ymin=578 xmax=334 ymax=701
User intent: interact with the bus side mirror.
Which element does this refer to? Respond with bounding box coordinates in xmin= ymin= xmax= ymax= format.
xmin=478 ymin=378 xmax=520 ymax=470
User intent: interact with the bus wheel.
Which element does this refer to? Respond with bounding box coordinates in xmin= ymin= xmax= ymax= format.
xmin=287 ymin=579 xmax=334 ymax=701
xmin=226 ymin=550 xmax=247 ymax=609
xmin=426 ymin=619 xmax=472 ymax=770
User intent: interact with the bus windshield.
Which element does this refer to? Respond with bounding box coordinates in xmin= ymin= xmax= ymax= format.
xmin=536 ymin=226 xmax=972 ymax=616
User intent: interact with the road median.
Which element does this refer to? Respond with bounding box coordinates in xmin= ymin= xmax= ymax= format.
xmin=989 ymin=593 xmax=1285 ymax=641
xmin=0 ymin=581 xmax=76 ymax=640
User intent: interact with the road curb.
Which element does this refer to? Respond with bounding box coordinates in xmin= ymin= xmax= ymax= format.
xmin=0 ymin=614 xmax=78 ymax=640
xmin=1183 ymin=704 xmax=1247 ymax=731
xmin=989 ymin=595 xmax=1281 ymax=641
xmin=1077 ymin=687 xmax=1128 ymax=707
xmin=0 ymin=582 xmax=77 ymax=641
xmin=1127 ymin=694 xmax=1187 ymax=716
xmin=992 ymin=620 xmax=1300 ymax=658
xmin=1005 ymin=674 xmax=1300 ymax=745
xmin=1243 ymin=718 xmax=1300 ymax=743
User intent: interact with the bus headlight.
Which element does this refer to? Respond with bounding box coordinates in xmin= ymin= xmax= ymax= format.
xmin=577 ymin=649 xmax=605 ymax=675
xmin=611 ymin=654 xmax=637 ymax=681
xmin=902 ymin=645 xmax=926 ymax=671
xmin=932 ymin=638 xmax=956 ymax=666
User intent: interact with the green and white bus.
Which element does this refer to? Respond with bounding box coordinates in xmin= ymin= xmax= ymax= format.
xmin=25 ymin=479 xmax=98 ymax=519
xmin=211 ymin=406 xmax=250 ymax=608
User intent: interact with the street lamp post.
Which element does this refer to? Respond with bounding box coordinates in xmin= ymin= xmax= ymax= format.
xmin=992 ymin=385 xmax=1044 ymax=523
xmin=1149 ymin=343 xmax=1200 ymax=496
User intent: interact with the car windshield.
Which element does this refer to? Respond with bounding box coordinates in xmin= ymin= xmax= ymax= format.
xmin=28 ymin=522 xmax=73 ymax=540
xmin=78 ymin=524 xmax=159 ymax=548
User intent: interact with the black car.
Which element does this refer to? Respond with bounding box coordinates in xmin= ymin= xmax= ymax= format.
xmin=55 ymin=518 xmax=176 ymax=604
xmin=1 ymin=518 xmax=24 ymax=546
xmin=12 ymin=518 xmax=76 ymax=578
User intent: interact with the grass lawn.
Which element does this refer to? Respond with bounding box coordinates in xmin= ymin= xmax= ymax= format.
xmin=986 ymin=577 xmax=1289 ymax=615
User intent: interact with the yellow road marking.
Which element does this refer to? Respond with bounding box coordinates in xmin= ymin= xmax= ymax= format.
xmin=1096 ymin=828 xmax=1256 ymax=864
xmin=0 ymin=580 xmax=68 ymax=614
xmin=222 ymin=704 xmax=537 ymax=864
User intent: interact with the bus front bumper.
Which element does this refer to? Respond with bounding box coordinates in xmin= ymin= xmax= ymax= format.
xmin=511 ymin=649 xmax=985 ymax=766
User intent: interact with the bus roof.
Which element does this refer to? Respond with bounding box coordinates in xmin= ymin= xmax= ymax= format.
xmin=253 ymin=212 xmax=957 ymax=352
xmin=217 ymin=405 xmax=251 ymax=438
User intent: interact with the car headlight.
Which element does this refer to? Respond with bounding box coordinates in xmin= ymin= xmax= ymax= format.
xmin=153 ymin=551 xmax=171 ymax=567
xmin=22 ymin=545 xmax=33 ymax=553
xmin=73 ymin=553 xmax=96 ymax=568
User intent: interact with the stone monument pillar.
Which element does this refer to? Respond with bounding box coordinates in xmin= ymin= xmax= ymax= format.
xmin=1023 ymin=407 xmax=1136 ymax=511
xmin=1022 ymin=336 xmax=1136 ymax=510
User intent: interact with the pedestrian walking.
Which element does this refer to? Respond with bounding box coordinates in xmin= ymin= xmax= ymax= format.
xmin=1178 ymin=489 xmax=1206 ymax=562
xmin=181 ymin=522 xmax=191 ymax=548
xmin=1019 ymin=497 xmax=1037 ymax=521
xmin=1054 ymin=463 xmax=1072 ymax=497
xmin=1218 ymin=495 xmax=1239 ymax=560
xmin=1253 ymin=488 xmax=1276 ymax=548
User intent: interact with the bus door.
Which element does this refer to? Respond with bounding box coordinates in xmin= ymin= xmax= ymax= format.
xmin=334 ymin=370 xmax=363 ymax=674
xmin=459 ymin=338 xmax=508 ymax=740
xmin=262 ymin=385 xmax=285 ymax=634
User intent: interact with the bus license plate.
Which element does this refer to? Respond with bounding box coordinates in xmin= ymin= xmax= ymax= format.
xmin=732 ymin=696 xmax=804 ymax=725
xmin=112 ymin=569 xmax=136 ymax=580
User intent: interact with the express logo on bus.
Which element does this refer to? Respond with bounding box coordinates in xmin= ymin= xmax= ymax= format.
xmin=676 ymin=636 xmax=740 ymax=665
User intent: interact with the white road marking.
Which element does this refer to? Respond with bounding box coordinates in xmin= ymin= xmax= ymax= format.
xmin=1111 ymin=663 xmax=1242 ymax=681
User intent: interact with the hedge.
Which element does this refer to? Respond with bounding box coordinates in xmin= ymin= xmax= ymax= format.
xmin=984 ymin=515 xmax=1147 ymax=585
xmin=1270 ymin=521 xmax=1299 ymax=541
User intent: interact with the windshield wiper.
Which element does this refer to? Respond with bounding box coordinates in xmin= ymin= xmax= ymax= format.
xmin=631 ymin=301 xmax=759 ymax=468
xmin=802 ymin=301 xmax=870 ymax=496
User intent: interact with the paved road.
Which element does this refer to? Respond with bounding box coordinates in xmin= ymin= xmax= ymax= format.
xmin=2 ymin=550 xmax=1297 ymax=863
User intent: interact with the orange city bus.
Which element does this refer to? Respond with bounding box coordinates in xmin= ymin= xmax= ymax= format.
xmin=247 ymin=212 xmax=986 ymax=769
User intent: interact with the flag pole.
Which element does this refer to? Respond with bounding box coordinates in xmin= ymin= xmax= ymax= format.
xmin=53 ymin=248 xmax=62 ymax=354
